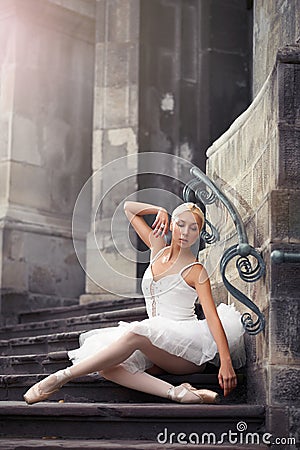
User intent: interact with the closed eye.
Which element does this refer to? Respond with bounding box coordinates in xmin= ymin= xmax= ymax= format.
xmin=177 ymin=222 xmax=198 ymax=231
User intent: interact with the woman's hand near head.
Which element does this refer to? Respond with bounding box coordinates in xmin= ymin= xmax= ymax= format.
xmin=123 ymin=201 xmax=166 ymax=249
xmin=151 ymin=207 xmax=169 ymax=238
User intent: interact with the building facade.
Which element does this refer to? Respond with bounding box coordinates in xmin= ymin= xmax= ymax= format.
xmin=0 ymin=0 xmax=299 ymax=445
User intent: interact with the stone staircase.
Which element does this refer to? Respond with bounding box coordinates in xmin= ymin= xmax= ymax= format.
xmin=0 ymin=298 xmax=267 ymax=449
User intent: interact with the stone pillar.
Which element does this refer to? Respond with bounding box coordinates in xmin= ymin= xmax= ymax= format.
xmin=81 ymin=0 xmax=140 ymax=303
xmin=267 ymin=47 xmax=300 ymax=447
xmin=0 ymin=0 xmax=95 ymax=323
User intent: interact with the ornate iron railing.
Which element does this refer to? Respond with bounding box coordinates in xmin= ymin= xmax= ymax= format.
xmin=271 ymin=250 xmax=300 ymax=263
xmin=183 ymin=166 xmax=266 ymax=335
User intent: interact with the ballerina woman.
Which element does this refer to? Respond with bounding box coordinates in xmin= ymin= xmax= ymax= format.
xmin=24 ymin=201 xmax=246 ymax=405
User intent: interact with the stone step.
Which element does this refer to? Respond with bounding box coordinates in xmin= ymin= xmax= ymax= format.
xmin=0 ymin=331 xmax=81 ymax=356
xmin=0 ymin=401 xmax=265 ymax=441
xmin=0 ymin=370 xmax=247 ymax=404
xmin=0 ymin=307 xmax=204 ymax=356
xmin=0 ymin=438 xmax=270 ymax=449
xmin=0 ymin=351 xmax=72 ymax=374
xmin=19 ymin=297 xmax=145 ymax=324
xmin=0 ymin=307 xmax=147 ymax=339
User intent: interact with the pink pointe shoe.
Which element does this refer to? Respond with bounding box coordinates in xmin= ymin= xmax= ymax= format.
xmin=167 ymin=382 xmax=220 ymax=404
xmin=23 ymin=368 xmax=72 ymax=405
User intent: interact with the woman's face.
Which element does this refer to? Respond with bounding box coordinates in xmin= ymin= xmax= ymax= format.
xmin=170 ymin=210 xmax=202 ymax=247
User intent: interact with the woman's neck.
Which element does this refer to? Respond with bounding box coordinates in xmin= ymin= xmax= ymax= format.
xmin=163 ymin=242 xmax=195 ymax=263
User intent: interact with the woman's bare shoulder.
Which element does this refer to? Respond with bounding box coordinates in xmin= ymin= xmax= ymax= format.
xmin=189 ymin=263 xmax=209 ymax=284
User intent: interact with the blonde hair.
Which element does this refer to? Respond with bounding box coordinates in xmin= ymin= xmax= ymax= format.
xmin=171 ymin=202 xmax=204 ymax=231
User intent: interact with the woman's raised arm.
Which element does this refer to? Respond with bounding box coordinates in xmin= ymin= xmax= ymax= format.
xmin=123 ymin=201 xmax=169 ymax=249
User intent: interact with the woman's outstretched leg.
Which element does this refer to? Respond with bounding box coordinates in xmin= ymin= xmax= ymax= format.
xmin=100 ymin=365 xmax=218 ymax=403
xmin=100 ymin=365 xmax=173 ymax=398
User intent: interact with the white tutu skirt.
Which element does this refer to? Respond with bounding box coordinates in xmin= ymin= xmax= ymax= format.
xmin=68 ymin=302 xmax=246 ymax=374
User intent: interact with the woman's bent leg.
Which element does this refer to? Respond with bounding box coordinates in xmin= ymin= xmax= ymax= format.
xmin=68 ymin=331 xmax=203 ymax=378
xmin=100 ymin=365 xmax=173 ymax=398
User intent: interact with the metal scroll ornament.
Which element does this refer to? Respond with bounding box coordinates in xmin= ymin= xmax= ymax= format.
xmin=183 ymin=166 xmax=266 ymax=335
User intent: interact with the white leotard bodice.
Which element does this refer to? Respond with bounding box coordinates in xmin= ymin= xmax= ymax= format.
xmin=141 ymin=246 xmax=201 ymax=321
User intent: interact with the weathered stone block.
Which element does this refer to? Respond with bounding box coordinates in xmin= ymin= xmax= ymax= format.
xmin=278 ymin=62 xmax=300 ymax=124
xmin=27 ymin=235 xmax=84 ymax=297
xmin=28 ymin=265 xmax=57 ymax=296
xmin=105 ymin=43 xmax=131 ymax=88
xmin=270 ymin=243 xmax=300 ymax=298
xmin=289 ymin=190 xmax=300 ymax=242
xmin=103 ymin=86 xmax=129 ymax=128
xmin=278 ymin=125 xmax=300 ymax=188
xmin=269 ymin=296 xmax=300 ymax=365
xmin=107 ymin=0 xmax=131 ymax=43
xmin=269 ymin=365 xmax=300 ymax=406
xmin=2 ymin=259 xmax=28 ymax=291
xmin=9 ymin=162 xmax=52 ymax=211
xmin=265 ymin=405 xmax=290 ymax=449
xmin=270 ymin=190 xmax=290 ymax=243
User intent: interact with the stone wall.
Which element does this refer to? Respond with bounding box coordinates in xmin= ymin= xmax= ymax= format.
xmin=206 ymin=45 xmax=300 ymax=446
xmin=82 ymin=0 xmax=140 ymax=302
xmin=0 ymin=0 xmax=95 ymax=322
xmin=253 ymin=0 xmax=300 ymax=96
